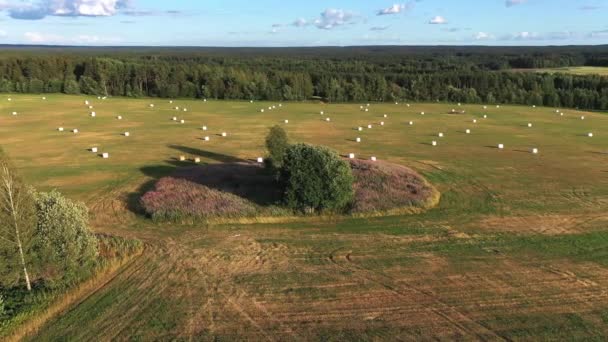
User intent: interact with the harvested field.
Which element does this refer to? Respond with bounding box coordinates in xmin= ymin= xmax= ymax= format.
xmin=1 ymin=94 xmax=608 ymax=340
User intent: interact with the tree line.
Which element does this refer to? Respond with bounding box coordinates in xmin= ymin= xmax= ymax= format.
xmin=0 ymin=45 xmax=607 ymax=109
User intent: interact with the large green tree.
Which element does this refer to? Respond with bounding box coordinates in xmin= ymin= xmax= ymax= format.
xmin=265 ymin=125 xmax=289 ymax=169
xmin=279 ymin=144 xmax=354 ymax=214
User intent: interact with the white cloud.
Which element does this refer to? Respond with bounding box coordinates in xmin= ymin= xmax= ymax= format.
xmin=429 ymin=16 xmax=447 ymax=24
xmin=377 ymin=3 xmax=412 ymax=16
xmin=292 ymin=18 xmax=309 ymax=27
xmin=313 ymin=9 xmax=357 ymax=30
xmin=8 ymin=0 xmax=131 ymax=20
xmin=506 ymin=0 xmax=527 ymax=7
xmin=24 ymin=31 xmax=121 ymax=44
xmin=500 ymin=31 xmax=576 ymax=41
xmin=474 ymin=32 xmax=494 ymax=40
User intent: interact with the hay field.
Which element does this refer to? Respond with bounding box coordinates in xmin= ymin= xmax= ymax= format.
xmin=2 ymin=94 xmax=608 ymax=340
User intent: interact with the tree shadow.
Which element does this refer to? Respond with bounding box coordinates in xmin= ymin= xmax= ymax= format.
xmin=169 ymin=163 xmax=282 ymax=206
xmin=126 ymin=147 xmax=282 ymax=215
xmin=168 ymin=144 xmax=245 ymax=163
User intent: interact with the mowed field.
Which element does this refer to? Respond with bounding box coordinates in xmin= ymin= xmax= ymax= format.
xmin=2 ymin=94 xmax=608 ymax=340
xmin=513 ymin=66 xmax=608 ymax=76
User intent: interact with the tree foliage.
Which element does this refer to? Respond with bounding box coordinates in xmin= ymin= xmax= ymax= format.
xmin=279 ymin=144 xmax=354 ymax=213
xmin=0 ymin=46 xmax=606 ymax=109
xmin=265 ymin=125 xmax=289 ymax=169
xmin=32 ymin=190 xmax=98 ymax=287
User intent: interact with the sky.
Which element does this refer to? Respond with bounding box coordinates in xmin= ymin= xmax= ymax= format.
xmin=0 ymin=0 xmax=606 ymax=46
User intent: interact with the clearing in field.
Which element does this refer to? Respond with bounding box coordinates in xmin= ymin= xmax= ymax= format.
xmin=513 ymin=66 xmax=608 ymax=76
xmin=2 ymin=94 xmax=608 ymax=340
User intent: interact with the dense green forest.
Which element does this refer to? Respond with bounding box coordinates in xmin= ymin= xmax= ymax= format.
xmin=0 ymin=45 xmax=607 ymax=109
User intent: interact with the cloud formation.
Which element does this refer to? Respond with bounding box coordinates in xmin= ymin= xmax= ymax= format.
xmin=24 ymin=31 xmax=121 ymax=44
xmin=429 ymin=16 xmax=447 ymax=24
xmin=506 ymin=0 xmax=526 ymax=7
xmin=377 ymin=3 xmax=412 ymax=16
xmin=7 ymin=0 xmax=131 ymax=20
xmin=313 ymin=9 xmax=357 ymax=30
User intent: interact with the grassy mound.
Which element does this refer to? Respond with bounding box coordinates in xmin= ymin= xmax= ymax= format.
xmin=140 ymin=176 xmax=258 ymax=221
xmin=349 ymin=159 xmax=440 ymax=215
xmin=141 ymin=160 xmax=439 ymax=221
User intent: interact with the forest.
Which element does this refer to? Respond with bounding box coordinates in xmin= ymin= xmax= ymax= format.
xmin=0 ymin=45 xmax=607 ymax=109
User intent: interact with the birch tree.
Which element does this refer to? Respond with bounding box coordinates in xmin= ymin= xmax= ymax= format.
xmin=0 ymin=148 xmax=36 ymax=291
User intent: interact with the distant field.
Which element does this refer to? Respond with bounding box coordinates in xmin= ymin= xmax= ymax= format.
xmin=513 ymin=66 xmax=608 ymax=76
xmin=2 ymin=95 xmax=608 ymax=340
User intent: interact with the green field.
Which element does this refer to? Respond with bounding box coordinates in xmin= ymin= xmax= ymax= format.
xmin=515 ymin=66 xmax=608 ymax=76
xmin=3 ymin=94 xmax=608 ymax=340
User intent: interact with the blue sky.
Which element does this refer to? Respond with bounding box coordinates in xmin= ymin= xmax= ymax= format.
xmin=0 ymin=0 xmax=606 ymax=46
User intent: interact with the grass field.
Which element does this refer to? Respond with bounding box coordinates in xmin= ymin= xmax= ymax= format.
xmin=2 ymin=94 xmax=608 ymax=340
xmin=514 ymin=66 xmax=608 ymax=76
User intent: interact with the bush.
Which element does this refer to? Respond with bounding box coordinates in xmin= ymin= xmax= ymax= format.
xmin=33 ymin=191 xmax=98 ymax=287
xmin=280 ymin=143 xmax=354 ymax=213
xmin=265 ymin=125 xmax=289 ymax=169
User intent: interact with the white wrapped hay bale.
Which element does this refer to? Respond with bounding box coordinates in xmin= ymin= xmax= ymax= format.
xmin=465 ymin=129 xmax=471 ymax=134
xmin=180 ymin=119 xmax=185 ymax=124
xmin=90 ymin=112 xmax=96 ymax=117
xmin=117 ymin=115 xmax=122 ymax=120
xmin=348 ymin=153 xmax=355 ymax=159
xmin=438 ymin=133 xmax=444 ymax=138
xmin=370 ymin=156 xmax=377 ymax=161
xmin=221 ymin=132 xmax=227 ymax=137
xmin=326 ymin=118 xmax=331 ymax=122
xmin=284 ymin=119 xmax=289 ymax=124
xmin=358 ymin=127 xmax=363 ymax=131
xmin=588 ymin=132 xmax=594 ymax=137
xmin=498 ymin=144 xmax=504 ymax=149
xmin=91 ymin=147 xmax=98 ymax=153
xmin=73 ymin=129 xmax=79 ymax=134
xmin=432 ymin=141 xmax=437 ymax=146
xmin=194 ymin=157 xmax=201 ymax=163
xmin=204 ymin=136 xmax=210 ymax=141
xmin=11 ymin=111 xmax=17 ymax=116
xmin=58 ymin=127 xmax=64 ymax=132
xmin=257 ymin=157 xmax=264 ymax=163
xmin=528 ymin=123 xmax=533 ymax=128
xmin=531 ymin=148 xmax=539 ymax=154
xmin=202 ymin=126 xmax=207 ymax=131
xmin=124 ymin=132 xmax=130 ymax=137
xmin=409 ymin=121 xmax=414 ymax=126
xmin=179 ymin=155 xmax=186 ymax=161
xmin=102 ymin=153 xmax=109 ymax=159
xmin=356 ymin=137 xmax=361 ymax=143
